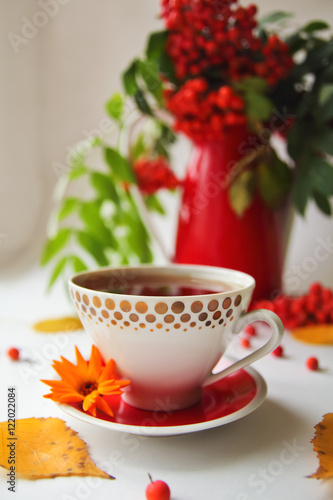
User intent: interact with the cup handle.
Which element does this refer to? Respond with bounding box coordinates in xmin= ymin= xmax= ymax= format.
xmin=202 ymin=309 xmax=284 ymax=387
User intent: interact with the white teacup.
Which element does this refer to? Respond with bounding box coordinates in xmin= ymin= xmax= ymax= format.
xmin=69 ymin=264 xmax=283 ymax=411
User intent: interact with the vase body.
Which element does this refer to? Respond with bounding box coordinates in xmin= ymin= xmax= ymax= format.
xmin=174 ymin=126 xmax=289 ymax=301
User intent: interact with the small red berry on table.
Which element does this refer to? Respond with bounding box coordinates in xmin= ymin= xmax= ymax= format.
xmin=145 ymin=474 xmax=171 ymax=500
xmin=306 ymin=357 xmax=319 ymax=371
xmin=272 ymin=346 xmax=284 ymax=357
xmin=7 ymin=347 xmax=20 ymax=361
xmin=244 ymin=324 xmax=256 ymax=336
xmin=241 ymin=338 xmax=250 ymax=349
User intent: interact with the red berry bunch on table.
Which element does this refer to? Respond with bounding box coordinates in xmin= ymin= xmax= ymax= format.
xmin=165 ymin=79 xmax=246 ymax=141
xmin=133 ymin=157 xmax=180 ymax=194
xmin=252 ymin=282 xmax=333 ymax=330
xmin=161 ymin=0 xmax=293 ymax=83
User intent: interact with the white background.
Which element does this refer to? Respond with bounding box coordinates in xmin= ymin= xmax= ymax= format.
xmin=0 ymin=0 xmax=333 ymax=288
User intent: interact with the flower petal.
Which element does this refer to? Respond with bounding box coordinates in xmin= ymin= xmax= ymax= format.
xmin=82 ymin=390 xmax=99 ymax=412
xmin=88 ymin=345 xmax=103 ymax=381
xmin=95 ymin=394 xmax=114 ymax=417
xmin=98 ymin=358 xmax=116 ymax=383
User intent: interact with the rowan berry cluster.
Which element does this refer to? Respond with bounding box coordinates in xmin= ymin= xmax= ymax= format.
xmin=252 ymin=282 xmax=333 ymax=330
xmin=133 ymin=157 xmax=180 ymax=194
xmin=165 ymin=78 xmax=246 ymax=141
xmin=161 ymin=0 xmax=293 ymax=84
xmin=160 ymin=0 xmax=293 ymax=141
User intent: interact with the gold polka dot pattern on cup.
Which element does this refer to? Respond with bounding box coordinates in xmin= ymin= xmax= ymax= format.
xmin=219 ymin=318 xmax=224 ymax=325
xmin=98 ymin=317 xmax=103 ymax=322
xmin=154 ymin=302 xmax=168 ymax=314
xmin=120 ymin=300 xmax=131 ymax=312
xmin=101 ymin=310 xmax=109 ymax=319
xmin=83 ymin=294 xmax=89 ymax=306
xmin=129 ymin=313 xmax=139 ymax=322
xmin=223 ymin=297 xmax=232 ymax=309
xmin=75 ymin=291 xmax=81 ymax=302
xmin=190 ymin=322 xmax=196 ymax=327
xmin=93 ymin=296 xmax=101 ymax=308
xmin=208 ymin=300 xmax=218 ymax=311
xmin=205 ymin=321 xmax=211 ymax=327
xmin=135 ymin=302 xmax=148 ymax=314
xmin=111 ymin=320 xmax=117 ymax=325
xmin=146 ymin=314 xmax=156 ymax=323
xmin=199 ymin=312 xmax=208 ymax=322
xmin=124 ymin=321 xmax=130 ymax=327
xmin=226 ymin=309 xmax=233 ymax=318
xmin=213 ymin=311 xmax=221 ymax=320
xmin=90 ymin=308 xmax=96 ymax=316
xmin=234 ymin=295 xmax=242 ymax=306
xmin=139 ymin=323 xmax=145 ymax=328
xmin=114 ymin=311 xmax=123 ymax=320
xmin=81 ymin=305 xmax=87 ymax=313
xmin=171 ymin=301 xmax=185 ymax=314
xmin=174 ymin=324 xmax=181 ymax=329
xmin=105 ymin=298 xmax=115 ymax=310
xmin=181 ymin=314 xmax=190 ymax=323
xmin=156 ymin=323 xmax=163 ymax=329
xmin=191 ymin=301 xmax=203 ymax=313
xmin=164 ymin=314 xmax=174 ymax=324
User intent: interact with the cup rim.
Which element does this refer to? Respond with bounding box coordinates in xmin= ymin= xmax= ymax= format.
xmin=68 ymin=264 xmax=255 ymax=300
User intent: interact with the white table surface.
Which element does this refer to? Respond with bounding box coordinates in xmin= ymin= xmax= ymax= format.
xmin=0 ymin=266 xmax=333 ymax=500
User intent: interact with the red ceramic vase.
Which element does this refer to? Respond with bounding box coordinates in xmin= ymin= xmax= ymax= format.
xmin=174 ymin=126 xmax=289 ymax=301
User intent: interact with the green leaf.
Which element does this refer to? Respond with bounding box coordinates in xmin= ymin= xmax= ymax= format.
xmin=158 ymin=50 xmax=177 ymax=84
xmin=229 ymin=170 xmax=255 ymax=217
xmin=134 ymin=89 xmax=153 ymax=116
xmin=47 ymin=256 xmax=68 ymax=290
xmin=318 ymin=93 xmax=333 ymax=123
xmin=257 ymin=155 xmax=292 ymax=209
xmin=138 ymin=60 xmax=163 ymax=104
xmin=302 ymin=21 xmax=330 ymax=33
xmin=146 ymin=31 xmax=168 ymax=62
xmin=40 ymin=228 xmax=71 ymax=266
xmin=105 ymin=93 xmax=124 ymax=121
xmin=130 ymin=133 xmax=147 ymax=161
xmin=313 ymin=191 xmax=332 ymax=216
xmin=287 ymin=122 xmax=304 ymax=161
xmin=122 ymin=59 xmax=139 ymax=96
xmin=234 ymin=77 xmax=268 ymax=94
xmin=292 ymin=171 xmax=312 ymax=215
xmin=311 ymin=158 xmax=333 ymax=196
xmin=76 ymin=231 xmax=109 ymax=266
xmin=71 ymin=255 xmax=88 ymax=273
xmin=259 ymin=11 xmax=293 ymax=26
xmin=144 ymin=194 xmax=166 ymax=215
xmin=244 ymin=93 xmax=274 ymax=122
xmin=90 ymin=171 xmax=120 ymax=205
xmin=313 ymin=130 xmax=333 ymax=156
xmin=105 ymin=147 xmax=136 ymax=183
xmin=319 ymin=84 xmax=333 ymax=106
xmin=58 ymin=198 xmax=79 ymax=221
xmin=79 ymin=201 xmax=115 ymax=247
xmin=68 ymin=164 xmax=88 ymax=181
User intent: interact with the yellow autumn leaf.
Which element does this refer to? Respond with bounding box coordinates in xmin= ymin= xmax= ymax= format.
xmin=0 ymin=417 xmax=114 ymax=480
xmin=310 ymin=413 xmax=333 ymax=479
xmin=291 ymin=325 xmax=333 ymax=345
xmin=33 ymin=317 xmax=83 ymax=333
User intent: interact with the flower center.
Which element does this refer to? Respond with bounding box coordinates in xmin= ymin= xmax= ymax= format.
xmin=79 ymin=381 xmax=98 ymax=396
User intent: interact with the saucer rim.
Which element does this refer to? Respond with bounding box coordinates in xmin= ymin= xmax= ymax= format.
xmin=58 ymin=365 xmax=267 ymax=437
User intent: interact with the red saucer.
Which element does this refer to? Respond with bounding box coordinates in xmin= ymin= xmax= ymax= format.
xmin=64 ymin=367 xmax=266 ymax=436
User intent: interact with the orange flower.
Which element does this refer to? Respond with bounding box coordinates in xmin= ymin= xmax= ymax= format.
xmin=41 ymin=345 xmax=130 ymax=417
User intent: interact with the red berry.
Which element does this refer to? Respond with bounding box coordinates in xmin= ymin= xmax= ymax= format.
xmin=272 ymin=346 xmax=283 ymax=357
xmin=145 ymin=475 xmax=171 ymax=500
xmin=244 ymin=324 xmax=256 ymax=336
xmin=309 ymin=282 xmax=322 ymax=296
xmin=241 ymin=338 xmax=250 ymax=348
xmin=7 ymin=347 xmax=20 ymax=361
xmin=306 ymin=357 xmax=319 ymax=371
